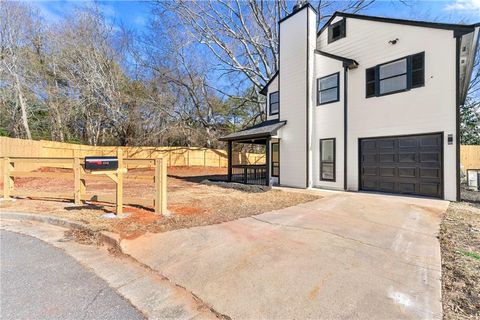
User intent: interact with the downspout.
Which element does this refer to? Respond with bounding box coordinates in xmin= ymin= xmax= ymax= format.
xmin=343 ymin=66 xmax=348 ymax=191
xmin=305 ymin=8 xmax=310 ymax=188
xmin=455 ymin=35 xmax=461 ymax=201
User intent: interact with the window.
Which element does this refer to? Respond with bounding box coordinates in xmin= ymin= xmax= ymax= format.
xmin=271 ymin=142 xmax=279 ymax=177
xmin=366 ymin=52 xmax=425 ymax=98
xmin=320 ymin=138 xmax=335 ymax=181
xmin=269 ymin=91 xmax=279 ymax=115
xmin=328 ymin=19 xmax=346 ymax=43
xmin=317 ymin=72 xmax=339 ymax=105
xmin=379 ymin=58 xmax=407 ymax=95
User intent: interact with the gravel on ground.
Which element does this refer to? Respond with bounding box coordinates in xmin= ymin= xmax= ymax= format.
xmin=440 ymin=201 xmax=480 ymax=319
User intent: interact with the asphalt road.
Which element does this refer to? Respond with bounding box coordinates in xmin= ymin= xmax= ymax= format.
xmin=0 ymin=229 xmax=144 ymax=320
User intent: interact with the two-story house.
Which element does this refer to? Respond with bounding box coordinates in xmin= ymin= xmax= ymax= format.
xmin=219 ymin=3 xmax=479 ymax=201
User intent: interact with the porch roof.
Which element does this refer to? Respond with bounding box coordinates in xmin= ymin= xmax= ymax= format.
xmin=219 ymin=119 xmax=286 ymax=142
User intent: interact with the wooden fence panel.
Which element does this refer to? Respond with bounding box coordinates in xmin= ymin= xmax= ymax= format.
xmin=0 ymin=137 xmax=265 ymax=174
xmin=461 ymin=145 xmax=480 ymax=171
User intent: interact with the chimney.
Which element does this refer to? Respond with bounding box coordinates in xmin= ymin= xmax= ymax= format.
xmin=278 ymin=4 xmax=317 ymax=188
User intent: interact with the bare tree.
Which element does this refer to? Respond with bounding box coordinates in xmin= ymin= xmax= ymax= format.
xmin=0 ymin=1 xmax=38 ymax=139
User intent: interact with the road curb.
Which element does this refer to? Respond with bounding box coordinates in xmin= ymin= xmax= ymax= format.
xmin=0 ymin=211 xmax=122 ymax=251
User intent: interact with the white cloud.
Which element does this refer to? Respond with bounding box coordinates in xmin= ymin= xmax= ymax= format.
xmin=445 ymin=0 xmax=480 ymax=11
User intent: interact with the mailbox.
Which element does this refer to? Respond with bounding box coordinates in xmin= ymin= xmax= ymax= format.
xmin=84 ymin=156 xmax=118 ymax=171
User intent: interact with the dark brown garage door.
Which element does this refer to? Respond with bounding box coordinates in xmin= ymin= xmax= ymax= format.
xmin=360 ymin=133 xmax=443 ymax=198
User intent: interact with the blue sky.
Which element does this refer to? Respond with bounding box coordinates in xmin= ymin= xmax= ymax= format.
xmin=33 ymin=0 xmax=480 ymax=33
xmin=30 ymin=0 xmax=479 ymax=95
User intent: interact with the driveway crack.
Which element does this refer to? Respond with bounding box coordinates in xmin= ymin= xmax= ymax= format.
xmin=249 ymin=216 xmax=441 ymax=272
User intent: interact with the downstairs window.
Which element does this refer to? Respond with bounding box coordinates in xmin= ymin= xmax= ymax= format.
xmin=320 ymin=138 xmax=335 ymax=181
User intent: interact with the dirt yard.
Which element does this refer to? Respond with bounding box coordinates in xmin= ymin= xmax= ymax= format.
xmin=440 ymin=201 xmax=480 ymax=319
xmin=0 ymin=166 xmax=318 ymax=239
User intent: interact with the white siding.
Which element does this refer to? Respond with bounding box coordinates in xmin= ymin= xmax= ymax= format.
xmin=277 ymin=7 xmax=312 ymax=188
xmin=312 ymin=54 xmax=344 ymax=190
xmin=317 ymin=18 xmax=457 ymax=200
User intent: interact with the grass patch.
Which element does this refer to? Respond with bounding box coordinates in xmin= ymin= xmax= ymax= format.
xmin=459 ymin=250 xmax=480 ymax=261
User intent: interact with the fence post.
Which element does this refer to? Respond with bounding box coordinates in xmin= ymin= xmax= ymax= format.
xmin=155 ymin=157 xmax=168 ymax=216
xmin=73 ymin=156 xmax=86 ymax=205
xmin=116 ymin=149 xmax=123 ymax=215
xmin=3 ymin=157 xmax=13 ymax=199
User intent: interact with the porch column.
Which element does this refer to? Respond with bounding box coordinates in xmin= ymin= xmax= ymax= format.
xmin=265 ymin=138 xmax=270 ymax=186
xmin=227 ymin=140 xmax=232 ymax=182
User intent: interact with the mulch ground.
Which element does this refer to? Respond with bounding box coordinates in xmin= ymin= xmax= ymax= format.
xmin=440 ymin=201 xmax=480 ymax=319
xmin=0 ymin=166 xmax=319 ymax=239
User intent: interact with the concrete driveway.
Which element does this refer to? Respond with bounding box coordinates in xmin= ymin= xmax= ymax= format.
xmin=121 ymin=190 xmax=449 ymax=319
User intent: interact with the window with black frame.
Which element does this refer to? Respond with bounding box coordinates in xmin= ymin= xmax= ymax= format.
xmin=271 ymin=142 xmax=279 ymax=177
xmin=366 ymin=52 xmax=425 ymax=97
xmin=328 ymin=19 xmax=346 ymax=43
xmin=317 ymin=73 xmax=339 ymax=105
xmin=269 ymin=91 xmax=279 ymax=115
xmin=320 ymin=138 xmax=335 ymax=181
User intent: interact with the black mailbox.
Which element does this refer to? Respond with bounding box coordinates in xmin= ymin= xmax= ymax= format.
xmin=85 ymin=156 xmax=118 ymax=171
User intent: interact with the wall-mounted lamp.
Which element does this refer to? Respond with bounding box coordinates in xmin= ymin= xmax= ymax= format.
xmin=388 ymin=38 xmax=399 ymax=45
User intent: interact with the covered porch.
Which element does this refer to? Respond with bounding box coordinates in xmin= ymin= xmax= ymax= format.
xmin=219 ymin=120 xmax=285 ymax=186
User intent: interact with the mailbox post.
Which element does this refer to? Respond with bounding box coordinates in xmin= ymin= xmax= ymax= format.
xmin=83 ymin=149 xmax=126 ymax=215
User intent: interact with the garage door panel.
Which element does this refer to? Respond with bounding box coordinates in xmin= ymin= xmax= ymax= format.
xmin=363 ymin=167 xmax=377 ymax=176
xmin=378 ymin=140 xmax=395 ymax=149
xmin=420 ymin=168 xmax=441 ymax=179
xmin=398 ymin=153 xmax=417 ymax=162
xmin=398 ymin=183 xmax=416 ymax=193
xmin=362 ymin=140 xmax=377 ymax=150
xmin=420 ymin=135 xmax=441 ymax=147
xmin=398 ymin=138 xmax=417 ymax=148
xmin=419 ymin=183 xmax=441 ymax=197
xmin=379 ymin=154 xmax=396 ymax=162
xmin=360 ymin=133 xmax=443 ymax=198
xmin=363 ymin=154 xmax=377 ymax=163
xmin=398 ymin=167 xmax=416 ymax=178
xmin=362 ymin=178 xmax=377 ymax=189
xmin=379 ymin=167 xmax=395 ymax=177
xmin=379 ymin=181 xmax=395 ymax=192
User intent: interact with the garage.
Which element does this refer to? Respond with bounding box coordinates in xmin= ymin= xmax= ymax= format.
xmin=360 ymin=133 xmax=443 ymax=198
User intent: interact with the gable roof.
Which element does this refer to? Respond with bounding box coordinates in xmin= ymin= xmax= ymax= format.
xmin=317 ymin=12 xmax=478 ymax=37
xmin=259 ymin=72 xmax=278 ymax=96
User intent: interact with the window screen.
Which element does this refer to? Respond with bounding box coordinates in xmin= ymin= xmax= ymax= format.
xmin=320 ymin=138 xmax=335 ymax=181
xmin=317 ymin=73 xmax=339 ymax=105
xmin=269 ymin=91 xmax=279 ymax=115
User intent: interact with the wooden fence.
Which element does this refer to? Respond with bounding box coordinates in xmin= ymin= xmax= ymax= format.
xmin=461 ymin=145 xmax=480 ymax=171
xmin=0 ymin=137 xmax=265 ymax=175
xmin=1 ymin=149 xmax=168 ymax=215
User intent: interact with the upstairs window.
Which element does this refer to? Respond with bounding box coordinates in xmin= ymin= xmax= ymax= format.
xmin=317 ymin=72 xmax=340 ymax=105
xmin=269 ymin=91 xmax=279 ymax=115
xmin=379 ymin=58 xmax=407 ymax=95
xmin=328 ymin=19 xmax=346 ymax=44
xmin=366 ymin=52 xmax=425 ymax=98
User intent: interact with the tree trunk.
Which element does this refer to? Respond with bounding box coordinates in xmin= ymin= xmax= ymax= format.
xmin=14 ymin=73 xmax=31 ymax=139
